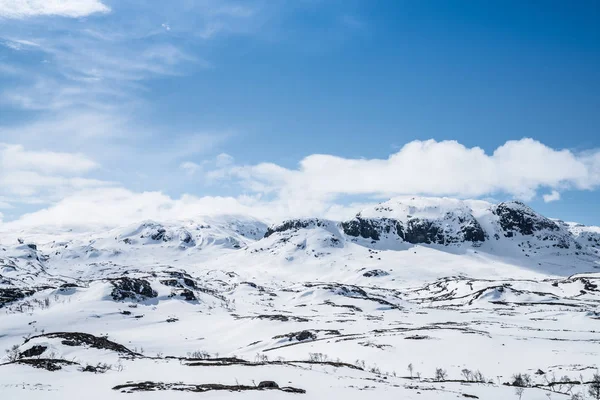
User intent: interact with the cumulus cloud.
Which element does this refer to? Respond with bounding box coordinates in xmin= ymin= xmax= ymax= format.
xmin=0 ymin=0 xmax=110 ymax=19
xmin=211 ymin=139 xmax=600 ymax=202
xmin=2 ymin=138 xmax=600 ymax=231
xmin=543 ymin=190 xmax=561 ymax=203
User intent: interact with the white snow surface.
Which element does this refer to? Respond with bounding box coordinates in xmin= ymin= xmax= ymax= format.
xmin=0 ymin=197 xmax=599 ymax=399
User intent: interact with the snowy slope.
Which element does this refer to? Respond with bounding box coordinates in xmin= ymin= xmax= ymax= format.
xmin=0 ymin=197 xmax=599 ymax=399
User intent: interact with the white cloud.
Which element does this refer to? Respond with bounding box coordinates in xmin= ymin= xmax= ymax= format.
xmin=2 ymin=38 xmax=40 ymax=50
xmin=2 ymin=139 xmax=600 ymax=232
xmin=0 ymin=143 xmax=111 ymax=205
xmin=215 ymin=153 xmax=234 ymax=167
xmin=180 ymin=161 xmax=202 ymax=176
xmin=543 ymin=190 xmax=561 ymax=203
xmin=210 ymin=139 xmax=600 ymax=202
xmin=1 ymin=143 xmax=98 ymax=174
xmin=0 ymin=0 xmax=110 ymax=19
xmin=0 ymin=182 xmax=379 ymax=232
xmin=1 ymin=187 xmax=365 ymax=231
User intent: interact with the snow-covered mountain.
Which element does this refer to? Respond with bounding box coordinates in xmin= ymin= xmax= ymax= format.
xmin=1 ymin=197 xmax=599 ymax=399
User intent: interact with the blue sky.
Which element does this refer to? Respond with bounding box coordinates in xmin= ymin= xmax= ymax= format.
xmin=0 ymin=0 xmax=599 ymax=228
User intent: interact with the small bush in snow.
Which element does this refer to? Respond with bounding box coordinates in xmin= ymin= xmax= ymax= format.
xmin=188 ymin=350 xmax=211 ymax=359
xmin=4 ymin=345 xmax=20 ymax=362
xmin=515 ymin=387 xmax=525 ymax=400
xmin=512 ymin=373 xmax=532 ymax=387
xmin=590 ymin=372 xmax=600 ymax=400
xmin=308 ymin=352 xmax=328 ymax=362
xmin=435 ymin=368 xmax=447 ymax=381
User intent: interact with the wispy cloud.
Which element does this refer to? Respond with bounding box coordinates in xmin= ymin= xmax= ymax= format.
xmin=0 ymin=143 xmax=112 ymax=207
xmin=0 ymin=0 xmax=264 ymax=214
xmin=1 ymin=143 xmax=98 ymax=174
xmin=0 ymin=1 xmax=262 ymax=114
xmin=0 ymin=0 xmax=110 ymax=19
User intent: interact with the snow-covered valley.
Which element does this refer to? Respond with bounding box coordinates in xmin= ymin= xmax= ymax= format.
xmin=1 ymin=197 xmax=599 ymax=399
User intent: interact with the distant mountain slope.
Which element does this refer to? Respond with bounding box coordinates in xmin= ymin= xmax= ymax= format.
xmin=1 ymin=197 xmax=600 ymax=399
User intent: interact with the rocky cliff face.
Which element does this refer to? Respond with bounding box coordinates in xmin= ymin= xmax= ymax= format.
xmin=340 ymin=199 xmax=487 ymax=246
xmin=493 ymin=201 xmax=559 ymax=237
xmin=490 ymin=201 xmax=576 ymax=250
xmin=341 ymin=217 xmax=403 ymax=241
xmin=264 ymin=219 xmax=331 ymax=238
xmin=264 ymin=198 xmax=595 ymax=255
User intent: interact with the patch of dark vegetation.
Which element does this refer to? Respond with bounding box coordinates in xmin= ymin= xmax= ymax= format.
xmin=240 ymin=281 xmax=264 ymax=291
xmin=362 ymin=269 xmax=389 ymax=278
xmin=185 ymin=357 xmax=250 ymax=366
xmin=183 ymin=356 xmax=362 ymax=372
xmin=0 ymin=288 xmax=35 ymax=308
xmin=19 ymin=345 xmax=47 ymax=358
xmin=80 ymin=362 xmax=113 ymax=373
xmin=306 ymin=282 xmax=402 ymax=309
xmin=489 ymin=300 xmax=581 ymax=308
xmin=164 ymin=271 xmax=197 ymax=289
xmin=273 ymin=329 xmax=341 ymax=342
xmin=295 ymin=360 xmax=363 ymax=370
xmin=254 ymin=314 xmax=309 ymax=322
xmin=273 ymin=330 xmax=317 ymax=342
xmin=109 ymin=277 xmax=157 ymax=301
xmin=358 ymin=341 xmax=392 ymax=350
xmin=323 ymin=300 xmax=363 ymax=312
xmin=404 ymin=335 xmax=431 ymax=340
xmin=113 ymin=381 xmax=306 ymax=394
xmin=25 ymin=332 xmax=139 ymax=356
xmin=13 ymin=358 xmax=78 ymax=371
xmin=509 ymin=373 xmax=532 ymax=387
xmin=59 ymin=283 xmax=79 ymax=290
xmin=258 ymin=381 xmax=279 ymax=389
xmin=169 ymin=289 xmax=197 ymax=301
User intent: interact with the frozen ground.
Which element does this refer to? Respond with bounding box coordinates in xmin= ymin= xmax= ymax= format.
xmin=1 ymin=198 xmax=599 ymax=399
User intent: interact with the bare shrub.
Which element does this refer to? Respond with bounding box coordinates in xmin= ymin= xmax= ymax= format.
xmin=590 ymin=372 xmax=600 ymax=400
xmin=435 ymin=368 xmax=447 ymax=381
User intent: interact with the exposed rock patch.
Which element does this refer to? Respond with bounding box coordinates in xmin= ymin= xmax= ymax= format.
xmin=25 ymin=332 xmax=139 ymax=356
xmin=110 ymin=277 xmax=157 ymax=301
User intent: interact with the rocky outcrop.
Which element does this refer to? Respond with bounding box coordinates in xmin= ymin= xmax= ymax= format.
xmin=110 ymin=277 xmax=157 ymax=301
xmin=494 ymin=201 xmax=559 ymax=237
xmin=404 ymin=218 xmax=444 ymax=244
xmin=341 ymin=217 xmax=403 ymax=241
xmin=342 ymin=209 xmax=485 ymax=245
xmin=362 ymin=269 xmax=389 ymax=277
xmin=492 ymin=201 xmax=574 ymax=249
xmin=24 ymin=332 xmax=139 ymax=355
xmin=264 ymin=219 xmax=329 ymax=238
xmin=404 ymin=211 xmax=486 ymax=245
xmin=0 ymin=288 xmax=36 ymax=308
